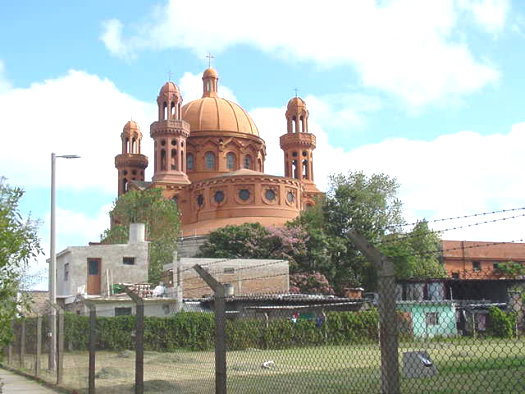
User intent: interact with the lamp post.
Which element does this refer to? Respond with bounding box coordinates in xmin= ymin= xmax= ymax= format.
xmin=49 ymin=153 xmax=80 ymax=370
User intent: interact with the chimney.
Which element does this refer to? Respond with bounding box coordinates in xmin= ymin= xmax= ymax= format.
xmin=129 ymin=223 xmax=146 ymax=244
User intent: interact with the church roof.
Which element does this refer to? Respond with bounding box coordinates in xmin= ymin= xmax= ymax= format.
xmin=181 ymin=68 xmax=259 ymax=136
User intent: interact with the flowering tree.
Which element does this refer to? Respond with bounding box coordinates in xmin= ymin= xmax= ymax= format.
xmin=290 ymin=272 xmax=334 ymax=295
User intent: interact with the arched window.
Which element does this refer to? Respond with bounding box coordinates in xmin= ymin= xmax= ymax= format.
xmin=171 ymin=149 xmax=177 ymax=170
xmin=187 ymin=153 xmax=194 ymax=170
xmin=161 ymin=149 xmax=166 ymax=171
xmin=171 ymin=102 xmax=176 ymax=117
xmin=205 ymin=152 xmax=216 ymax=169
xmin=163 ymin=102 xmax=168 ymax=120
xmin=244 ymin=155 xmax=252 ymax=169
xmin=226 ymin=152 xmax=235 ymax=170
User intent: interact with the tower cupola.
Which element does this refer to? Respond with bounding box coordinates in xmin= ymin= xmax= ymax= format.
xmin=151 ymin=80 xmax=190 ymax=185
xmin=158 ymin=81 xmax=183 ymax=121
xmin=115 ymin=120 xmax=148 ymax=196
xmin=280 ymin=96 xmax=321 ymax=205
xmin=202 ymin=67 xmax=219 ymax=98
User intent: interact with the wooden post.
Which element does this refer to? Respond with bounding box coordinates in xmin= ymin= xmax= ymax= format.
xmin=193 ymin=264 xmax=227 ymax=394
xmin=19 ymin=319 xmax=26 ymax=369
xmin=88 ymin=305 xmax=96 ymax=394
xmin=347 ymin=229 xmax=400 ymax=394
xmin=122 ymin=286 xmax=144 ymax=394
xmin=36 ymin=315 xmax=42 ymax=377
xmin=57 ymin=309 xmax=64 ymax=385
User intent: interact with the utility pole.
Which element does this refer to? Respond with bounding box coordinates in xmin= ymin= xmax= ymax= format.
xmin=346 ymin=229 xmax=400 ymax=394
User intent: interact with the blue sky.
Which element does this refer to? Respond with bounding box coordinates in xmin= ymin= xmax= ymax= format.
xmin=1 ymin=0 xmax=525 ymax=288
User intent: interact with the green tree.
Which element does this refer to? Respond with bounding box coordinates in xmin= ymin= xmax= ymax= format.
xmin=493 ymin=261 xmax=525 ymax=278
xmin=381 ymin=221 xmax=446 ymax=280
xmin=101 ymin=188 xmax=180 ymax=284
xmin=321 ymin=171 xmax=404 ymax=291
xmin=0 ymin=178 xmax=41 ymax=347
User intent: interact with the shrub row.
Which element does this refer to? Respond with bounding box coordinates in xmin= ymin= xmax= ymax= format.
xmin=57 ymin=310 xmax=382 ymax=352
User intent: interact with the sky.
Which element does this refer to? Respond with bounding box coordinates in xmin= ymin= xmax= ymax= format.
xmin=1 ymin=0 xmax=525 ymax=289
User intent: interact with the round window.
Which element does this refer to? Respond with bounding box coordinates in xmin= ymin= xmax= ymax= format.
xmin=197 ymin=194 xmax=204 ymax=206
xmin=287 ymin=191 xmax=295 ymax=203
xmin=214 ymin=191 xmax=225 ymax=203
xmin=265 ymin=189 xmax=276 ymax=201
xmin=239 ymin=189 xmax=250 ymax=201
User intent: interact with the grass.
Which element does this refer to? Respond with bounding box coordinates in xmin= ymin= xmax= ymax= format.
xmin=5 ymin=337 xmax=525 ymax=393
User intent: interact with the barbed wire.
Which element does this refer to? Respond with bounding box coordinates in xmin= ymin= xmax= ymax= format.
xmin=391 ymin=206 xmax=525 ymax=229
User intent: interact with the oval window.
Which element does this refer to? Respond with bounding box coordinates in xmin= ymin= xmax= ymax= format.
xmin=265 ymin=189 xmax=276 ymax=201
xmin=214 ymin=191 xmax=225 ymax=203
xmin=239 ymin=189 xmax=250 ymax=201
xmin=287 ymin=192 xmax=294 ymax=203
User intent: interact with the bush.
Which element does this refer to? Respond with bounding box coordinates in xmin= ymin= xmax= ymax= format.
xmin=60 ymin=310 xmax=384 ymax=352
xmin=488 ymin=307 xmax=516 ymax=338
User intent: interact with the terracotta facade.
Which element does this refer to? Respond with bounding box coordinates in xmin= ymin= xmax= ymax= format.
xmin=116 ymin=68 xmax=322 ymax=235
xmin=442 ymin=240 xmax=525 ymax=279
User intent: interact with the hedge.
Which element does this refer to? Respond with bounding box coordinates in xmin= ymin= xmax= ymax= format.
xmin=22 ymin=309 xmax=391 ymax=352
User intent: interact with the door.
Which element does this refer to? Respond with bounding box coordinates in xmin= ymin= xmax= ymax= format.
xmin=87 ymin=258 xmax=101 ymax=295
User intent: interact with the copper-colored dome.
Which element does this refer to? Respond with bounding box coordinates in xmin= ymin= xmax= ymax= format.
xmin=123 ymin=120 xmax=140 ymax=132
xmin=181 ymin=97 xmax=259 ymax=136
xmin=159 ymin=81 xmax=180 ymax=95
xmin=287 ymin=97 xmax=306 ymax=110
xmin=203 ymin=67 xmax=218 ymax=78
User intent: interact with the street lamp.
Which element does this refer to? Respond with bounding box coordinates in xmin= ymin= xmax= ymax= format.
xmin=49 ymin=153 xmax=80 ymax=370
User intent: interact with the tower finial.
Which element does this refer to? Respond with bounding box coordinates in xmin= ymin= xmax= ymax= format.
xmin=167 ymin=70 xmax=173 ymax=82
xmin=294 ymin=88 xmax=299 ymax=97
xmin=206 ymin=52 xmax=215 ymax=68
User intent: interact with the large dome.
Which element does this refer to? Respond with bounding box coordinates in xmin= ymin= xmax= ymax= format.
xmin=181 ymin=97 xmax=259 ymax=136
xmin=181 ymin=68 xmax=259 ymax=136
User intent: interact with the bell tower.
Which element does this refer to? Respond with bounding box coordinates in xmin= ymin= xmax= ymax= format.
xmin=150 ymin=81 xmax=190 ymax=185
xmin=115 ymin=120 xmax=148 ymax=196
xmin=280 ymin=97 xmax=321 ymax=206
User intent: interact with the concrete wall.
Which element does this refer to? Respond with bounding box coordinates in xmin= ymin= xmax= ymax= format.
xmin=56 ymin=227 xmax=149 ymax=298
xmin=165 ymin=258 xmax=289 ymax=298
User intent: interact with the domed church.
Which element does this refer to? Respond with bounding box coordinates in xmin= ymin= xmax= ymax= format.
xmin=115 ymin=67 xmax=321 ymax=236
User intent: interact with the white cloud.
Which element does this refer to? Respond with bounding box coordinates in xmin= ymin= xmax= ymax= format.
xmin=252 ymin=101 xmax=525 ymax=242
xmin=459 ymin=0 xmax=510 ymax=33
xmin=100 ymin=0 xmax=504 ymax=106
xmin=0 ymin=69 xmax=156 ymax=193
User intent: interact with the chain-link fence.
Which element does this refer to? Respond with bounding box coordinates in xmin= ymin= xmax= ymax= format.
xmin=3 ymin=274 xmax=524 ymax=393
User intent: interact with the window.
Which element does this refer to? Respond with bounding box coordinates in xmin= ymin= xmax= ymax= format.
xmin=64 ymin=263 xmax=69 ymax=281
xmin=224 ymin=267 xmax=235 ymax=274
xmin=115 ymin=307 xmax=132 ymax=316
xmin=205 ymin=152 xmax=215 ymax=169
xmin=197 ymin=194 xmax=204 ymax=207
xmin=265 ymin=189 xmax=276 ymax=201
xmin=287 ymin=191 xmax=295 ymax=203
xmin=187 ymin=153 xmax=194 ymax=170
xmin=226 ymin=153 xmax=235 ymax=170
xmin=239 ymin=189 xmax=250 ymax=201
xmin=88 ymin=259 xmax=99 ymax=275
xmin=244 ymin=155 xmax=251 ymax=169
xmin=472 ymin=261 xmax=481 ymax=272
xmin=214 ymin=191 xmax=225 ymax=203
xmin=123 ymin=257 xmax=135 ymax=265
xmin=425 ymin=312 xmax=439 ymax=326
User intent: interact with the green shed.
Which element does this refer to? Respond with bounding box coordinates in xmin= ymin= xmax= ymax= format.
xmin=398 ymin=301 xmax=457 ymax=338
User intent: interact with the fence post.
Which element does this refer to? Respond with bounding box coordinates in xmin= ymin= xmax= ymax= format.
xmin=347 ymin=229 xmax=400 ymax=394
xmin=36 ymin=315 xmax=42 ymax=376
xmin=19 ymin=318 xmax=25 ymax=369
xmin=193 ymin=264 xmax=227 ymax=394
xmin=57 ymin=308 xmax=64 ymax=385
xmin=122 ymin=286 xmax=144 ymax=394
xmin=87 ymin=303 xmax=96 ymax=394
